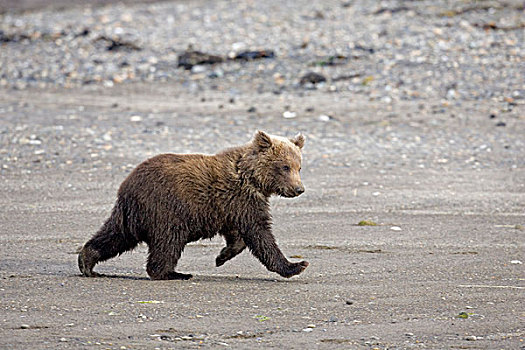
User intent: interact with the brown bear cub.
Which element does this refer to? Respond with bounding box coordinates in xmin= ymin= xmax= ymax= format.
xmin=78 ymin=131 xmax=308 ymax=280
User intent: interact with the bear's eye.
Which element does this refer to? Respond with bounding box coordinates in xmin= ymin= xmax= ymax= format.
xmin=282 ymin=165 xmax=290 ymax=172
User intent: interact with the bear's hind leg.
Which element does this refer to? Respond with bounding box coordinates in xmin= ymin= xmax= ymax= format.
xmin=78 ymin=218 xmax=139 ymax=277
xmin=146 ymin=242 xmax=192 ymax=280
xmin=216 ymin=230 xmax=246 ymax=267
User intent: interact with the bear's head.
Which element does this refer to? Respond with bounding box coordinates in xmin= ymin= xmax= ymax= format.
xmin=249 ymin=130 xmax=305 ymax=198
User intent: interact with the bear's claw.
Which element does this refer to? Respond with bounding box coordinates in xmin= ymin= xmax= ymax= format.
xmin=279 ymin=260 xmax=309 ymax=278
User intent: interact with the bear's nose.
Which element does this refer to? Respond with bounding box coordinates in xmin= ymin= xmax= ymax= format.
xmin=295 ymin=185 xmax=305 ymax=195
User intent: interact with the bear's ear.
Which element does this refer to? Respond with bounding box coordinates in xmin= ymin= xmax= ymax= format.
xmin=254 ymin=130 xmax=273 ymax=151
xmin=290 ymin=133 xmax=305 ymax=149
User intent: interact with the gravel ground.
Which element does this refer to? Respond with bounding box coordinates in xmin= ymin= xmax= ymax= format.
xmin=1 ymin=0 xmax=523 ymax=101
xmin=1 ymin=0 xmax=524 ymax=349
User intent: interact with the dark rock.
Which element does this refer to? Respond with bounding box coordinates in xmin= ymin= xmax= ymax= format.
xmin=95 ymin=36 xmax=142 ymax=52
xmin=178 ymin=50 xmax=224 ymax=70
xmin=332 ymin=72 xmax=362 ymax=82
xmin=373 ymin=6 xmax=411 ymax=15
xmin=0 ymin=30 xmax=31 ymax=43
xmin=247 ymin=106 xmax=257 ymax=113
xmin=314 ymin=10 xmax=324 ymax=19
xmin=496 ymin=121 xmax=506 ymax=127
xmin=300 ymin=72 xmax=327 ymax=85
xmin=354 ymin=44 xmax=375 ymax=54
xmin=75 ymin=28 xmax=90 ymax=38
xmin=232 ymin=50 xmax=275 ymax=61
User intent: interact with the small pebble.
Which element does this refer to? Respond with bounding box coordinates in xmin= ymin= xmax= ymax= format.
xmin=283 ymin=111 xmax=297 ymax=119
xmin=390 ymin=226 xmax=402 ymax=231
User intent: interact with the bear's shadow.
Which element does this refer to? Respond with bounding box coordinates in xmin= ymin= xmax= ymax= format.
xmin=74 ymin=273 xmax=306 ymax=284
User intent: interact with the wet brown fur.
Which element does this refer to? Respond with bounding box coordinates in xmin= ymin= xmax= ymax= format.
xmin=78 ymin=131 xmax=308 ymax=280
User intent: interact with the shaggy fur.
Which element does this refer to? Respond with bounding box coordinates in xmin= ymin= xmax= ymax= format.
xmin=78 ymin=131 xmax=308 ymax=280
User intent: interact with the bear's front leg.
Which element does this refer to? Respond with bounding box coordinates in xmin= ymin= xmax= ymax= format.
xmin=240 ymin=221 xmax=308 ymax=278
xmin=216 ymin=230 xmax=247 ymax=267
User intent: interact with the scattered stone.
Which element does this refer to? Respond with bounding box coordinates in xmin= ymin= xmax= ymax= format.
xmin=178 ymin=50 xmax=224 ymax=70
xmin=465 ymin=335 xmax=477 ymax=341
xmin=283 ymin=111 xmax=297 ymax=119
xmin=247 ymin=106 xmax=257 ymax=113
xmin=302 ymin=328 xmax=313 ymax=332
xmin=373 ymin=6 xmax=411 ymax=15
xmin=318 ymin=114 xmax=332 ymax=122
xmin=345 ymin=300 xmax=354 ymax=305
xmin=208 ymin=69 xmax=224 ymax=78
xmin=510 ymin=260 xmax=522 ymax=264
xmin=390 ymin=226 xmax=402 ymax=231
xmin=20 ymin=324 xmax=30 ymax=329
xmin=332 ymin=72 xmax=362 ymax=82
xmin=496 ymin=121 xmax=506 ymax=127
xmin=191 ymin=65 xmax=208 ymax=74
xmin=95 ymin=36 xmax=142 ymax=52
xmin=300 ymin=72 xmax=327 ymax=85
xmin=231 ymin=50 xmax=275 ymax=61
